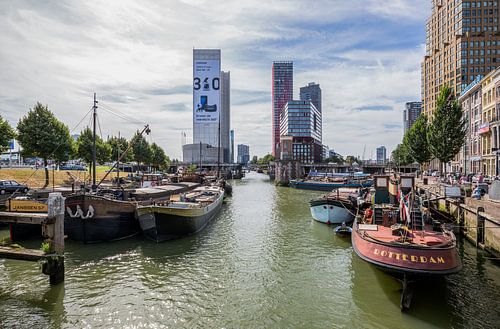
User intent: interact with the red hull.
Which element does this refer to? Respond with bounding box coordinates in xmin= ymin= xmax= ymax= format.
xmin=352 ymin=220 xmax=461 ymax=276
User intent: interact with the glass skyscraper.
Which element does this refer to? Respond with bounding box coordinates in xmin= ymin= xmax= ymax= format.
xmin=272 ymin=61 xmax=293 ymax=157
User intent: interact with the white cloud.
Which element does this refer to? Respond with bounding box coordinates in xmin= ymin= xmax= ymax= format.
xmin=0 ymin=0 xmax=429 ymax=159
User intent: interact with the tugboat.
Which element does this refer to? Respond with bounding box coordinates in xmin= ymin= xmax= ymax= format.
xmin=351 ymin=175 xmax=461 ymax=311
xmin=136 ymin=185 xmax=224 ymax=242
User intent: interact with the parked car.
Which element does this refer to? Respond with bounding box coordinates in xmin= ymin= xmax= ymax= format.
xmin=0 ymin=180 xmax=29 ymax=195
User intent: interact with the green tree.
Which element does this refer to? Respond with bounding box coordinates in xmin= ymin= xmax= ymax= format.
xmin=391 ymin=143 xmax=412 ymax=166
xmin=107 ymin=136 xmax=134 ymax=163
xmin=345 ymin=155 xmax=360 ymax=165
xmin=427 ymin=86 xmax=467 ymax=175
xmin=17 ymin=103 xmax=74 ymax=188
xmin=405 ymin=114 xmax=431 ymax=173
xmin=131 ymin=131 xmax=152 ymax=165
xmin=150 ymin=143 xmax=170 ymax=171
xmin=0 ymin=114 xmax=15 ymax=152
xmin=325 ymin=154 xmax=344 ymax=164
xmin=251 ymin=155 xmax=258 ymax=164
xmin=76 ymin=127 xmax=111 ymax=176
xmin=257 ymin=154 xmax=275 ymax=165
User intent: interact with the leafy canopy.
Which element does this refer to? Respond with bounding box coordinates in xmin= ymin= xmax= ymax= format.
xmin=0 ymin=114 xmax=15 ymax=152
xmin=17 ymin=102 xmax=74 ymax=163
xmin=131 ymin=131 xmax=152 ymax=164
xmin=76 ymin=127 xmax=111 ymax=165
xmin=405 ymin=114 xmax=432 ymax=165
xmin=107 ymin=136 xmax=134 ymax=163
xmin=427 ymin=86 xmax=467 ymax=166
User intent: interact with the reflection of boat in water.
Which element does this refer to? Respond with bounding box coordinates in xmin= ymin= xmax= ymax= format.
xmin=309 ymin=188 xmax=370 ymax=225
xmin=136 ymin=185 xmax=224 ymax=242
xmin=351 ymin=175 xmax=461 ymax=311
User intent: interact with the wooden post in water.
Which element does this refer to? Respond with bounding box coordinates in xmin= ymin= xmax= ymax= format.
xmin=45 ymin=192 xmax=65 ymax=285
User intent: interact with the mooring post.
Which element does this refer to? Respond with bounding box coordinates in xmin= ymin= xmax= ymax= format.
xmin=476 ymin=206 xmax=485 ymax=248
xmin=47 ymin=192 xmax=65 ymax=285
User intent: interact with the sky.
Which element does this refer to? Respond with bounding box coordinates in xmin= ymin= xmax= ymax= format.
xmin=0 ymin=0 xmax=432 ymax=160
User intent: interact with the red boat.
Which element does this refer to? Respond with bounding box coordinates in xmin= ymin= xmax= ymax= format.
xmin=351 ymin=175 xmax=461 ymax=310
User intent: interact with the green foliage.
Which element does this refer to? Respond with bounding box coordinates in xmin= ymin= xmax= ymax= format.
xmin=76 ymin=127 xmax=112 ymax=166
xmin=251 ymin=155 xmax=258 ymax=164
xmin=187 ymin=164 xmax=197 ymax=173
xmin=150 ymin=142 xmax=170 ymax=170
xmin=17 ymin=103 xmax=74 ymax=187
xmin=107 ymin=136 xmax=134 ymax=163
xmin=40 ymin=241 xmax=50 ymax=253
xmin=391 ymin=143 xmax=412 ymax=165
xmin=325 ymin=154 xmax=344 ymax=164
xmin=257 ymin=154 xmax=275 ymax=165
xmin=427 ymin=86 xmax=467 ymax=173
xmin=345 ymin=155 xmax=360 ymax=165
xmin=0 ymin=114 xmax=15 ymax=152
xmin=131 ymin=131 xmax=152 ymax=165
xmin=405 ymin=114 xmax=431 ymax=165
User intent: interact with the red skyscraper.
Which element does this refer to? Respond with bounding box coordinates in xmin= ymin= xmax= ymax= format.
xmin=272 ymin=61 xmax=293 ymax=157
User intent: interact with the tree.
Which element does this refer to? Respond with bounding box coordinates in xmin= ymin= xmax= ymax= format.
xmin=76 ymin=127 xmax=111 ymax=176
xmin=17 ymin=103 xmax=74 ymax=188
xmin=107 ymin=136 xmax=134 ymax=163
xmin=325 ymin=154 xmax=344 ymax=164
xmin=251 ymin=155 xmax=258 ymax=164
xmin=131 ymin=131 xmax=152 ymax=165
xmin=0 ymin=114 xmax=15 ymax=152
xmin=405 ymin=114 xmax=432 ymax=173
xmin=345 ymin=155 xmax=360 ymax=165
xmin=391 ymin=143 xmax=412 ymax=166
xmin=257 ymin=154 xmax=275 ymax=165
xmin=150 ymin=143 xmax=170 ymax=171
xmin=427 ymin=86 xmax=467 ymax=175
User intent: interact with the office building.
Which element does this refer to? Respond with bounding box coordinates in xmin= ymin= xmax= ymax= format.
xmin=421 ymin=0 xmax=500 ymax=116
xmin=403 ymin=102 xmax=422 ymax=133
xmin=183 ymin=49 xmax=229 ymax=164
xmin=279 ymin=100 xmax=322 ymax=163
xmin=300 ymin=82 xmax=322 ymax=113
xmin=230 ymin=130 xmax=235 ymax=163
xmin=376 ymin=146 xmax=387 ymax=165
xmin=221 ymin=71 xmax=231 ymax=163
xmin=237 ymin=144 xmax=250 ymax=164
xmin=272 ymin=61 xmax=293 ymax=157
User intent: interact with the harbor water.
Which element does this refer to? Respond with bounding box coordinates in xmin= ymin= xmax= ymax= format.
xmin=0 ymin=172 xmax=499 ymax=328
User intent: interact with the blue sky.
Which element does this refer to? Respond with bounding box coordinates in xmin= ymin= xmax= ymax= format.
xmin=0 ymin=0 xmax=431 ymax=160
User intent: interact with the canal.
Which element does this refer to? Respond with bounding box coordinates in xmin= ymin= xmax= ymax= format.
xmin=0 ymin=172 xmax=499 ymax=328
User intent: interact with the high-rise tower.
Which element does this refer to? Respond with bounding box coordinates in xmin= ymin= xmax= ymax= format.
xmin=300 ymin=82 xmax=322 ymax=113
xmin=272 ymin=61 xmax=293 ymax=157
xmin=421 ymin=0 xmax=500 ymax=116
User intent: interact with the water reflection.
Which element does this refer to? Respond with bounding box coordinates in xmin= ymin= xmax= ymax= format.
xmin=0 ymin=172 xmax=498 ymax=328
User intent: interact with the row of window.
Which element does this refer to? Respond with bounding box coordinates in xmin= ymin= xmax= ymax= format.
xmin=463 ymin=17 xmax=498 ymax=24
xmin=462 ymin=25 xmax=498 ymax=32
xmin=462 ymin=40 xmax=499 ymax=47
xmin=462 ymin=49 xmax=499 ymax=56
xmin=463 ymin=1 xmax=498 ymax=9
xmin=463 ymin=9 xmax=498 ymax=16
xmin=461 ymin=58 xmax=499 ymax=65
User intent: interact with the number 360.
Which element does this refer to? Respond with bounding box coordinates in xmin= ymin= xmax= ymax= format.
xmin=193 ymin=77 xmax=220 ymax=90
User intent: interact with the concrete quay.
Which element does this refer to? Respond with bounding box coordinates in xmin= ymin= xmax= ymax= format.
xmin=418 ymin=180 xmax=500 ymax=258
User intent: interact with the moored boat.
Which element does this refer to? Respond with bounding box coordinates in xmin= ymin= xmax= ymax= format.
xmin=136 ymin=185 xmax=224 ymax=242
xmin=290 ymin=178 xmax=373 ymax=191
xmin=309 ymin=189 xmax=362 ymax=225
xmin=351 ymin=175 xmax=461 ymax=310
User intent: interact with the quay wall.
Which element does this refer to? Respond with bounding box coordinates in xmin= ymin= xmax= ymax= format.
xmin=422 ymin=185 xmax=500 ymax=257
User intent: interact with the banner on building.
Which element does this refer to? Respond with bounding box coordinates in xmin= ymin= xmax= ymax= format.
xmin=193 ymin=59 xmax=220 ymax=123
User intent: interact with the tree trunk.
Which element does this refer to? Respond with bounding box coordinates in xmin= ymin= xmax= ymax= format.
xmin=43 ymin=159 xmax=49 ymax=189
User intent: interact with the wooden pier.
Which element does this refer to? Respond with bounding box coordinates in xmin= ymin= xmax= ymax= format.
xmin=0 ymin=192 xmax=65 ymax=285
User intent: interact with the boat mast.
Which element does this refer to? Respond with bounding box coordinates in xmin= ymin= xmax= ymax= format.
xmin=92 ymin=93 xmax=97 ymax=192
xmin=217 ymin=111 xmax=221 ymax=178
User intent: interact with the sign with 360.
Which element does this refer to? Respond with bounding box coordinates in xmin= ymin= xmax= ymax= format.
xmin=193 ymin=59 xmax=220 ymax=123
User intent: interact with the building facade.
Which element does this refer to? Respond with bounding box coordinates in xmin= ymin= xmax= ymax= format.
xmin=458 ymin=76 xmax=483 ymax=174
xmin=376 ymin=146 xmax=387 ymax=165
xmin=421 ymin=0 xmax=500 ymax=117
xmin=403 ymin=102 xmax=422 ymax=132
xmin=230 ymin=129 xmax=235 ymax=164
xmin=237 ymin=144 xmax=250 ymax=164
xmin=221 ymin=71 xmax=231 ymax=163
xmin=184 ymin=49 xmax=230 ymax=164
xmin=272 ymin=61 xmax=293 ymax=157
xmin=300 ymin=82 xmax=322 ymax=113
xmin=279 ymin=100 xmax=322 ymax=163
